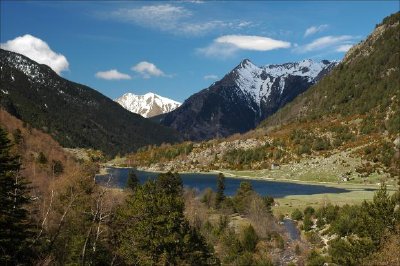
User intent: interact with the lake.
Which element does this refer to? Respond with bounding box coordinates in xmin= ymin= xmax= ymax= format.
xmin=96 ymin=168 xmax=351 ymax=197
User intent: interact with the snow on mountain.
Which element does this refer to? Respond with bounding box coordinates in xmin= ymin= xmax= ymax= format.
xmin=115 ymin=92 xmax=181 ymax=118
xmin=233 ymin=59 xmax=339 ymax=107
xmin=161 ymin=58 xmax=338 ymax=141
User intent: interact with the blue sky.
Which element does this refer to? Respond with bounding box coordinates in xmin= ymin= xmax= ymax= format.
xmin=1 ymin=1 xmax=398 ymax=102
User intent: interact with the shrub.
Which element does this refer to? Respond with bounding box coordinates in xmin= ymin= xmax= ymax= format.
xmin=304 ymin=206 xmax=315 ymax=216
xmin=291 ymin=209 xmax=303 ymax=221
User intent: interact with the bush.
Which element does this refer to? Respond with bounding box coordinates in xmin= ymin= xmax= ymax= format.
xmin=291 ymin=209 xmax=303 ymax=221
xmin=306 ymin=250 xmax=327 ymax=266
xmin=304 ymin=206 xmax=315 ymax=216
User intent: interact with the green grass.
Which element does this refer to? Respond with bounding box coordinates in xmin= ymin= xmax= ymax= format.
xmin=220 ymin=148 xmax=396 ymax=186
xmin=272 ymin=185 xmax=397 ymax=216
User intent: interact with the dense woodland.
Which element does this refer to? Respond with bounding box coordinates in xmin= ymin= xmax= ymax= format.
xmin=0 ymin=49 xmax=180 ymax=157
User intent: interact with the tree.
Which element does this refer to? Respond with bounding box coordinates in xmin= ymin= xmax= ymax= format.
xmin=303 ymin=214 xmax=313 ymax=231
xmin=263 ymin=196 xmax=274 ymax=214
xmin=115 ymin=173 xmax=217 ymax=265
xmin=51 ymin=160 xmax=64 ymax=176
xmin=12 ymin=128 xmax=22 ymax=145
xmin=126 ymin=170 xmax=139 ymax=191
xmin=0 ymin=127 xmax=34 ymax=264
xmin=233 ymin=181 xmax=254 ymax=213
xmin=156 ymin=171 xmax=183 ymax=195
xmin=215 ymin=173 xmax=225 ymax=208
xmin=241 ymin=225 xmax=258 ymax=252
xmin=36 ymin=151 xmax=47 ymax=164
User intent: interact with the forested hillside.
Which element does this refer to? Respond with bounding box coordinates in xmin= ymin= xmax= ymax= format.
xmin=0 ymin=49 xmax=181 ymax=156
xmin=261 ymin=12 xmax=399 ymax=133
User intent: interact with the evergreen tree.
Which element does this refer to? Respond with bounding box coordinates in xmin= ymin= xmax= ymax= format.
xmin=114 ymin=173 xmax=217 ymax=265
xmin=51 ymin=160 xmax=64 ymax=176
xmin=215 ymin=173 xmax=225 ymax=208
xmin=36 ymin=151 xmax=47 ymax=164
xmin=241 ymin=225 xmax=258 ymax=252
xmin=156 ymin=171 xmax=183 ymax=195
xmin=126 ymin=170 xmax=139 ymax=191
xmin=0 ymin=127 xmax=34 ymax=264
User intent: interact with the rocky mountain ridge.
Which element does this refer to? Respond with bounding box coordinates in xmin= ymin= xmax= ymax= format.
xmin=160 ymin=59 xmax=338 ymax=141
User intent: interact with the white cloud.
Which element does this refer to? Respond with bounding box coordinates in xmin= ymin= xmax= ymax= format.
xmin=132 ymin=61 xmax=167 ymax=79
xmin=304 ymin=24 xmax=329 ymax=37
xmin=295 ymin=35 xmax=357 ymax=53
xmin=336 ymin=44 xmax=353 ymax=52
xmin=216 ymin=35 xmax=291 ymax=51
xmin=95 ymin=69 xmax=131 ymax=80
xmin=204 ymin=74 xmax=218 ymax=80
xmin=105 ymin=4 xmax=252 ymax=36
xmin=197 ymin=42 xmax=239 ymax=58
xmin=1 ymin=34 xmax=69 ymax=74
xmin=109 ymin=4 xmax=190 ymax=32
xmin=198 ymin=35 xmax=291 ymax=58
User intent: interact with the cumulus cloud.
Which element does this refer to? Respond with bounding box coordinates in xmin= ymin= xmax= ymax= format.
xmin=294 ymin=35 xmax=357 ymax=53
xmin=304 ymin=24 xmax=329 ymax=37
xmin=105 ymin=4 xmax=252 ymax=36
xmin=336 ymin=44 xmax=353 ymax=52
xmin=132 ymin=61 xmax=167 ymax=79
xmin=95 ymin=69 xmax=131 ymax=80
xmin=198 ymin=35 xmax=291 ymax=58
xmin=1 ymin=34 xmax=69 ymax=74
xmin=204 ymin=74 xmax=218 ymax=80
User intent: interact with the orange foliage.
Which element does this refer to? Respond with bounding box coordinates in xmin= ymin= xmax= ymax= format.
xmin=0 ymin=109 xmax=81 ymax=196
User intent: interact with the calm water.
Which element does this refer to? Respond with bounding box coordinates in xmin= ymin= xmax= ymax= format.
xmin=96 ymin=168 xmax=350 ymax=197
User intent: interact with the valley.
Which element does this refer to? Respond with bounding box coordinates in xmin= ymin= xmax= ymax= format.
xmin=0 ymin=4 xmax=399 ymax=266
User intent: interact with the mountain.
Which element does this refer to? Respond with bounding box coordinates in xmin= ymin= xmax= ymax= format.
xmin=127 ymin=13 xmax=400 ymax=181
xmin=0 ymin=49 xmax=181 ymax=156
xmin=115 ymin=92 xmax=181 ymax=118
xmin=160 ymin=59 xmax=338 ymax=140
xmin=260 ymin=12 xmax=399 ymax=132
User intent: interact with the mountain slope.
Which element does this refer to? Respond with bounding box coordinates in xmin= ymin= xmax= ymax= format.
xmin=260 ymin=12 xmax=400 ymax=132
xmin=161 ymin=59 xmax=337 ymax=141
xmin=0 ymin=49 xmax=181 ymax=156
xmin=115 ymin=92 xmax=181 ymax=118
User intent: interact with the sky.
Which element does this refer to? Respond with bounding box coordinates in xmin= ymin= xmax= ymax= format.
xmin=1 ymin=1 xmax=398 ymax=102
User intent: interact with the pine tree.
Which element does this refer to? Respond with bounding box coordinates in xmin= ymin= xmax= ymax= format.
xmin=115 ymin=173 xmax=217 ymax=265
xmin=0 ymin=127 xmax=34 ymax=264
xmin=126 ymin=170 xmax=139 ymax=191
xmin=215 ymin=173 xmax=225 ymax=208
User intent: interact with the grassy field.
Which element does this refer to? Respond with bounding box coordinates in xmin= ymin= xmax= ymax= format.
xmin=271 ymin=185 xmax=396 ymax=216
xmin=220 ymin=147 xmax=395 ymax=186
xmin=215 ymin=155 xmax=397 ymax=217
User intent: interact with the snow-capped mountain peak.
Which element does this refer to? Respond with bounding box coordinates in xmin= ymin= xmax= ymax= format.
xmin=233 ymin=59 xmax=338 ymax=107
xmin=115 ymin=92 xmax=181 ymax=118
xmin=161 ymin=58 xmax=338 ymax=141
